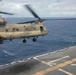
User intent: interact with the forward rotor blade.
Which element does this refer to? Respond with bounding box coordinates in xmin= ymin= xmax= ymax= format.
xmin=43 ymin=18 xmax=76 ymax=21
xmin=24 ymin=5 xmax=41 ymax=20
xmin=0 ymin=11 xmax=13 ymax=15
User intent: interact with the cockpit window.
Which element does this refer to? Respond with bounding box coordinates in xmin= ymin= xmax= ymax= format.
xmin=40 ymin=26 xmax=43 ymax=31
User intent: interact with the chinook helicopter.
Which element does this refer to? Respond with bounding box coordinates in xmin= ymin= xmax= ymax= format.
xmin=0 ymin=5 xmax=48 ymax=44
xmin=0 ymin=3 xmax=76 ymax=44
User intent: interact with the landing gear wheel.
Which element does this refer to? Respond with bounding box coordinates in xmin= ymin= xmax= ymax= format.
xmin=23 ymin=39 xmax=26 ymax=43
xmin=32 ymin=37 xmax=37 ymax=42
xmin=10 ymin=38 xmax=12 ymax=41
xmin=0 ymin=38 xmax=4 ymax=44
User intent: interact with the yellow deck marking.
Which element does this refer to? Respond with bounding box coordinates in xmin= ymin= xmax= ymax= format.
xmin=33 ymin=58 xmax=76 ymax=75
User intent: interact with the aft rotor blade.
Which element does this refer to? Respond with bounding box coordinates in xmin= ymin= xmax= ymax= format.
xmin=24 ymin=5 xmax=41 ymax=20
xmin=0 ymin=11 xmax=13 ymax=15
xmin=17 ymin=17 xmax=76 ymax=24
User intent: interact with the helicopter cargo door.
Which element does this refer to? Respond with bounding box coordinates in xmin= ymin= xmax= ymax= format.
xmin=40 ymin=26 xmax=43 ymax=32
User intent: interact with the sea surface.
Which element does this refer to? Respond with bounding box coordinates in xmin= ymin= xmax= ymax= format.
xmin=0 ymin=17 xmax=76 ymax=65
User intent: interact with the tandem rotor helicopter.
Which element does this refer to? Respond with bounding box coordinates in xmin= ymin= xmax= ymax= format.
xmin=0 ymin=1 xmax=76 ymax=44
xmin=0 ymin=2 xmax=48 ymax=44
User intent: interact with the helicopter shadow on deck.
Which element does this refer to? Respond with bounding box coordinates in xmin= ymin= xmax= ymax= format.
xmin=0 ymin=59 xmax=40 ymax=75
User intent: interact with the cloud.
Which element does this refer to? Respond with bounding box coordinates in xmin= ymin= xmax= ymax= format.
xmin=48 ymin=0 xmax=76 ymax=17
xmin=0 ymin=0 xmax=76 ymax=17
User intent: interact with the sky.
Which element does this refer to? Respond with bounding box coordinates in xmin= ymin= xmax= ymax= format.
xmin=0 ymin=0 xmax=76 ymax=17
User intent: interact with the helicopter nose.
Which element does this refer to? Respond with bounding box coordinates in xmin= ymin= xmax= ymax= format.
xmin=46 ymin=30 xmax=48 ymax=34
xmin=44 ymin=30 xmax=48 ymax=35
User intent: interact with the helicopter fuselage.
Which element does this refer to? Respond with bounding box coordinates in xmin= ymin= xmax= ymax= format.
xmin=0 ymin=5 xmax=48 ymax=44
xmin=0 ymin=22 xmax=48 ymax=44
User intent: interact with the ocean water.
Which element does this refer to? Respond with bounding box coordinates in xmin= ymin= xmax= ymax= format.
xmin=0 ymin=18 xmax=76 ymax=65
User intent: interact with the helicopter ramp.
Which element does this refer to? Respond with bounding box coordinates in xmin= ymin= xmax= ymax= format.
xmin=0 ymin=46 xmax=76 ymax=75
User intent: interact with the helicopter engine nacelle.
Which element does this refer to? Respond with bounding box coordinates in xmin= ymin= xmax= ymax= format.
xmin=0 ymin=19 xmax=6 ymax=26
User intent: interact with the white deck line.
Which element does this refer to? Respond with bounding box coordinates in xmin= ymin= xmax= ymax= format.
xmin=58 ymin=68 xmax=74 ymax=75
xmin=71 ymin=64 xmax=76 ymax=66
xmin=47 ymin=56 xmax=69 ymax=65
xmin=33 ymin=57 xmax=52 ymax=66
